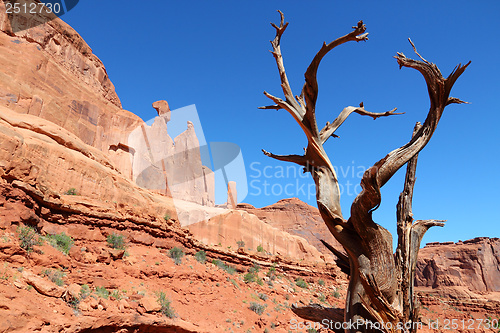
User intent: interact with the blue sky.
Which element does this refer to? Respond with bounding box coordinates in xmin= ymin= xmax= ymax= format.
xmin=62 ymin=1 xmax=499 ymax=245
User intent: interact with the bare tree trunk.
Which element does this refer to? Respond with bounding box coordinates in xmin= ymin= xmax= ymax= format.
xmin=261 ymin=11 xmax=469 ymax=332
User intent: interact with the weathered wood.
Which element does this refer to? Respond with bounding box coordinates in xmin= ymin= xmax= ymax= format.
xmin=261 ymin=11 xmax=469 ymax=332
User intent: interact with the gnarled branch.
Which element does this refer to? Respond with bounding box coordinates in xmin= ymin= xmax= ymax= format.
xmin=320 ymin=104 xmax=403 ymax=144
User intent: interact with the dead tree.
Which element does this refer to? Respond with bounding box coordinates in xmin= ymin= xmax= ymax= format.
xmin=260 ymin=11 xmax=469 ymax=332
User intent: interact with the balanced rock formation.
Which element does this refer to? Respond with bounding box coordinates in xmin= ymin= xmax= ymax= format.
xmin=416 ymin=237 xmax=500 ymax=292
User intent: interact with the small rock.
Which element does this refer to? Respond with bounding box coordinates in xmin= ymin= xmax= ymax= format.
xmin=140 ymin=296 xmax=161 ymax=312
xmin=97 ymin=304 xmax=104 ymax=311
xmin=118 ymin=299 xmax=130 ymax=311
xmin=22 ymin=270 xmax=64 ymax=298
xmin=108 ymin=248 xmax=125 ymax=260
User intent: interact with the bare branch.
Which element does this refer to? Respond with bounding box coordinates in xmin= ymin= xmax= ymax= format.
xmin=408 ymin=38 xmax=430 ymax=65
xmin=320 ymin=239 xmax=350 ymax=275
xmin=266 ymin=10 xmax=303 ymax=116
xmin=302 ymin=20 xmax=369 ymax=138
xmin=258 ymin=104 xmax=281 ymax=110
xmin=261 ymin=149 xmax=307 ymax=166
xmin=320 ymin=104 xmax=403 ymax=144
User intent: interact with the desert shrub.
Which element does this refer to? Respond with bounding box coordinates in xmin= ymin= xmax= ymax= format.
xmin=169 ymin=247 xmax=184 ymax=265
xmin=236 ymin=240 xmax=245 ymax=248
xmin=212 ymin=259 xmax=236 ymax=275
xmin=80 ymin=284 xmax=91 ymax=299
xmin=318 ymin=293 xmax=326 ymax=303
xmin=194 ymin=250 xmax=206 ymax=264
xmin=42 ymin=268 xmax=65 ymax=286
xmin=163 ymin=213 xmax=170 ymax=221
xmin=106 ymin=233 xmax=125 ymax=250
xmin=64 ymin=188 xmax=77 ymax=195
xmin=17 ymin=226 xmax=42 ymax=253
xmin=45 ymin=232 xmax=74 ymax=255
xmin=333 ymin=290 xmax=341 ymax=298
xmin=95 ymin=286 xmax=109 ymax=299
xmin=110 ymin=289 xmax=122 ymax=300
xmin=266 ymin=264 xmax=277 ymax=281
xmin=295 ymin=277 xmax=309 ymax=289
xmin=249 ymin=302 xmax=267 ymax=315
xmin=258 ymin=293 xmax=268 ymax=301
xmin=157 ymin=291 xmax=176 ymax=318
xmin=318 ymin=279 xmax=325 ymax=286
xmin=249 ymin=263 xmax=260 ymax=274
xmin=257 ymin=244 xmax=264 ymax=253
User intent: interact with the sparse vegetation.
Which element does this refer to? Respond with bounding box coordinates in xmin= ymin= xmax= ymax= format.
xmin=257 ymin=244 xmax=264 ymax=253
xmin=266 ymin=264 xmax=277 ymax=280
xmin=236 ymin=240 xmax=245 ymax=248
xmin=318 ymin=279 xmax=325 ymax=286
xmin=295 ymin=277 xmax=309 ymax=289
xmin=258 ymin=293 xmax=268 ymax=301
xmin=45 ymin=232 xmax=74 ymax=255
xmin=249 ymin=302 xmax=267 ymax=315
xmin=169 ymin=247 xmax=184 ymax=265
xmin=80 ymin=284 xmax=91 ymax=299
xmin=95 ymin=286 xmax=109 ymax=299
xmin=110 ymin=289 xmax=123 ymax=300
xmin=106 ymin=233 xmax=126 ymax=250
xmin=163 ymin=213 xmax=171 ymax=221
xmin=42 ymin=268 xmax=65 ymax=286
xmin=64 ymin=188 xmax=77 ymax=195
xmin=194 ymin=250 xmax=206 ymax=264
xmin=157 ymin=291 xmax=176 ymax=318
xmin=333 ymin=289 xmax=341 ymax=298
xmin=212 ymin=259 xmax=236 ymax=275
xmin=17 ymin=226 xmax=43 ymax=254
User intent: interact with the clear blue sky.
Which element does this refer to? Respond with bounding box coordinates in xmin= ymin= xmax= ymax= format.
xmin=62 ymin=1 xmax=499 ymax=245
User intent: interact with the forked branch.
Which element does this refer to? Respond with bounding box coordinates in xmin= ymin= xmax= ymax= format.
xmin=352 ymin=41 xmax=470 ymax=230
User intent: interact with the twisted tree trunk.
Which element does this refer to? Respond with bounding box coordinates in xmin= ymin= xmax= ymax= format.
xmin=260 ymin=11 xmax=469 ymax=332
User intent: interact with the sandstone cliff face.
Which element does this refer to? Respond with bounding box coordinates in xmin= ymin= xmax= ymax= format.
xmin=416 ymin=237 xmax=500 ymax=292
xmin=238 ymin=198 xmax=344 ymax=256
xmin=0 ymin=1 xmax=214 ymax=206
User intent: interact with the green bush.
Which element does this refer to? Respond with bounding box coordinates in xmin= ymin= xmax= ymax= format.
xmin=249 ymin=302 xmax=267 ymax=315
xmin=45 ymin=232 xmax=74 ymax=255
xmin=169 ymin=247 xmax=184 ymax=265
xmin=194 ymin=250 xmax=206 ymax=264
xmin=333 ymin=290 xmax=341 ymax=298
xmin=64 ymin=188 xmax=77 ymax=195
xmin=212 ymin=259 xmax=236 ymax=275
xmin=163 ymin=213 xmax=171 ymax=221
xmin=257 ymin=244 xmax=264 ymax=253
xmin=17 ymin=226 xmax=42 ymax=253
xmin=110 ymin=289 xmax=122 ymax=300
xmin=318 ymin=279 xmax=325 ymax=286
xmin=295 ymin=277 xmax=309 ymax=289
xmin=95 ymin=286 xmax=109 ymax=299
xmin=244 ymin=272 xmax=257 ymax=283
xmin=42 ymin=268 xmax=65 ymax=286
xmin=236 ymin=240 xmax=245 ymax=248
xmin=106 ymin=233 xmax=126 ymax=250
xmin=157 ymin=291 xmax=176 ymax=318
xmin=266 ymin=264 xmax=277 ymax=281
xmin=80 ymin=284 xmax=91 ymax=299
xmin=258 ymin=293 xmax=268 ymax=301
